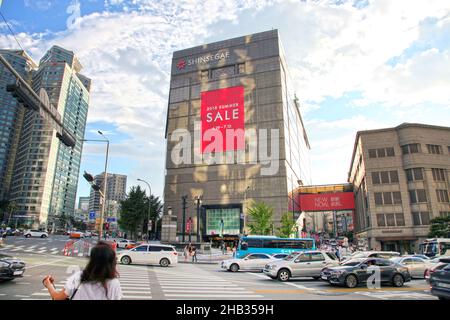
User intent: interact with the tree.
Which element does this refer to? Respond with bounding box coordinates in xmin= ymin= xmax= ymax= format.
xmin=118 ymin=186 xmax=147 ymax=240
xmin=247 ymin=201 xmax=274 ymax=235
xmin=428 ymin=216 xmax=450 ymax=238
xmin=276 ymin=213 xmax=296 ymax=238
xmin=142 ymin=194 xmax=163 ymax=239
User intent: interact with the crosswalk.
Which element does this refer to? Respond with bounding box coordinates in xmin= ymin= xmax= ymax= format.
xmin=118 ymin=266 xmax=152 ymax=300
xmin=153 ymin=266 xmax=263 ymax=299
xmin=0 ymin=244 xmax=64 ymax=255
xmin=355 ymin=290 xmax=435 ymax=300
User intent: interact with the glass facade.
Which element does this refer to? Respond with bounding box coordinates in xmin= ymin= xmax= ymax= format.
xmin=206 ymin=208 xmax=241 ymax=235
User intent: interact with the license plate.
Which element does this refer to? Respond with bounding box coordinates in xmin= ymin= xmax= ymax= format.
xmin=437 ymin=282 xmax=450 ymax=289
xmin=13 ymin=271 xmax=23 ymax=276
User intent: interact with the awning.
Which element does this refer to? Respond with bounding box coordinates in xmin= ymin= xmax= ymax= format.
xmin=375 ymin=237 xmax=418 ymax=241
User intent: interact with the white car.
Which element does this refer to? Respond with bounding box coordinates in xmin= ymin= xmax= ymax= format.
xmin=390 ymin=256 xmax=433 ymax=278
xmin=116 ymin=239 xmax=136 ymax=249
xmin=117 ymin=244 xmax=178 ymax=267
xmin=24 ymin=229 xmax=48 ymax=238
xmin=221 ymin=253 xmax=277 ymax=272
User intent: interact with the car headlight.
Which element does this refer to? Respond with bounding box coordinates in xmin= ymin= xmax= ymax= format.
xmin=331 ymin=270 xmax=346 ymax=276
xmin=0 ymin=261 xmax=10 ymax=268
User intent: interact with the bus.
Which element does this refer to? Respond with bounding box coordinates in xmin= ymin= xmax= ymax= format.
xmin=419 ymin=238 xmax=450 ymax=257
xmin=235 ymin=235 xmax=316 ymax=258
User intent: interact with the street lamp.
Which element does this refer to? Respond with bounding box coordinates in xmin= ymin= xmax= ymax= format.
xmin=137 ymin=178 xmax=152 ymax=241
xmin=194 ymin=195 xmax=203 ymax=243
xmin=82 ymin=131 xmax=109 ymax=240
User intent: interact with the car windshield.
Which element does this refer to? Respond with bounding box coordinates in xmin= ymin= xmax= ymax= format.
xmin=350 ymin=252 xmax=368 ymax=259
xmin=284 ymin=253 xmax=299 ymax=261
xmin=342 ymin=259 xmax=364 ymax=266
xmin=391 ymin=257 xmax=402 ymax=263
xmin=241 ymin=253 xmax=252 ymax=259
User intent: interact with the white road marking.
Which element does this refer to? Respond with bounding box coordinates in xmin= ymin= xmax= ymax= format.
xmin=164 ymin=294 xmax=263 ymax=298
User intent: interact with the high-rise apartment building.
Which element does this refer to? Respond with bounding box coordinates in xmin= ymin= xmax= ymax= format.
xmin=3 ymin=46 xmax=91 ymax=228
xmin=88 ymin=172 xmax=127 ymax=216
xmin=0 ymin=50 xmax=37 ymax=202
xmin=164 ymin=30 xmax=311 ymax=243
xmin=349 ymin=123 xmax=450 ymax=254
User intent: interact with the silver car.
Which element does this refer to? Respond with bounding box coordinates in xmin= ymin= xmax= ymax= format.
xmin=390 ymin=256 xmax=432 ymax=278
xmin=263 ymin=250 xmax=340 ymax=281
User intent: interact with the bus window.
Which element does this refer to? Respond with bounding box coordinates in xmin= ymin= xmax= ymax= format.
xmin=246 ymin=238 xmax=262 ymax=248
xmin=241 ymin=241 xmax=248 ymax=250
xmin=262 ymin=239 xmax=278 ymax=248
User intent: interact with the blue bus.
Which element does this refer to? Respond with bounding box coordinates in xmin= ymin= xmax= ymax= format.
xmin=235 ymin=235 xmax=316 ymax=258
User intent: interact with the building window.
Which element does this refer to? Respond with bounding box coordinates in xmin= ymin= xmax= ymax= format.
xmin=200 ymin=70 xmax=209 ymax=80
xmin=377 ymin=214 xmax=386 ymax=227
xmin=412 ymin=211 xmax=430 ymax=226
xmin=374 ymin=192 xmax=402 ymax=205
xmin=377 ymin=213 xmax=405 ymax=227
xmin=405 ymin=168 xmax=424 ymax=182
xmin=436 ymin=189 xmax=449 ymax=203
xmin=426 ymin=144 xmax=443 ymax=155
xmin=409 ymin=189 xmax=428 ymax=204
xmin=372 ymin=170 xmax=399 ymax=185
xmin=401 ymin=143 xmax=420 ymax=155
xmin=432 ymin=168 xmax=446 ymax=182
xmin=238 ymin=63 xmax=245 ymax=74
xmin=440 ymin=211 xmax=450 ymax=218
xmin=368 ymin=147 xmax=395 ymax=158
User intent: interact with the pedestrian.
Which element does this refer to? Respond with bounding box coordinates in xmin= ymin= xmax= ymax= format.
xmin=191 ymin=245 xmax=197 ymax=263
xmin=183 ymin=244 xmax=189 ymax=262
xmin=42 ymin=241 xmax=122 ymax=300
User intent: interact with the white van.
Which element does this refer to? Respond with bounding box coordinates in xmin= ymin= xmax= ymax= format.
xmin=117 ymin=244 xmax=178 ymax=267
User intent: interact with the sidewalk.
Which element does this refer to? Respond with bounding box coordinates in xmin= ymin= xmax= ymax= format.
xmin=178 ymin=250 xmax=234 ymax=264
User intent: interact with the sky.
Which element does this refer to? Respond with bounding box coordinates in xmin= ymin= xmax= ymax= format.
xmin=0 ymin=0 xmax=449 ymax=204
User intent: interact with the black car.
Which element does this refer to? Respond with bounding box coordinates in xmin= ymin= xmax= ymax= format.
xmin=0 ymin=253 xmax=26 ymax=281
xmin=321 ymin=257 xmax=411 ymax=288
xmin=429 ymin=260 xmax=450 ymax=300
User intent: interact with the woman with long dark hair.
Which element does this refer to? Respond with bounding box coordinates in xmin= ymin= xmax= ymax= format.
xmin=43 ymin=241 xmax=122 ymax=300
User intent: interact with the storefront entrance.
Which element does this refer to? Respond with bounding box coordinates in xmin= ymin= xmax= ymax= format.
xmin=380 ymin=240 xmax=415 ymax=255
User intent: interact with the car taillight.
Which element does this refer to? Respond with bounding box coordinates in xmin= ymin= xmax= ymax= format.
xmin=173 ymin=252 xmax=178 ymax=255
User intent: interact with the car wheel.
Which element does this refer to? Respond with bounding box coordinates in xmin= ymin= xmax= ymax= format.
xmin=392 ymin=274 xmax=404 ymax=287
xmin=25 ymin=234 xmax=31 ymax=238
xmin=120 ymin=256 xmax=131 ymax=265
xmin=230 ymin=264 xmax=239 ymax=272
xmin=160 ymin=258 xmax=170 ymax=267
xmin=41 ymin=234 xmax=47 ymax=238
xmin=277 ymin=269 xmax=291 ymax=282
xmin=345 ymin=274 xmax=358 ymax=288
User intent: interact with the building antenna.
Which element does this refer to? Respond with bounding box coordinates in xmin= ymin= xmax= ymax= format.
xmin=0 ymin=10 xmax=25 ymax=51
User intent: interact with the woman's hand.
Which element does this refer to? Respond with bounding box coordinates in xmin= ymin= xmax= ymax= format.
xmin=42 ymin=275 xmax=55 ymax=289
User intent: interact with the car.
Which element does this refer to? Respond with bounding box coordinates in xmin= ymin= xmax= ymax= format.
xmin=390 ymin=256 xmax=432 ymax=278
xmin=69 ymin=231 xmax=83 ymax=238
xmin=425 ymin=258 xmax=450 ymax=283
xmin=341 ymin=251 xmax=400 ymax=262
xmin=84 ymin=231 xmax=92 ymax=237
xmin=271 ymin=253 xmax=289 ymax=259
xmin=409 ymin=254 xmax=430 ymax=260
xmin=116 ymin=239 xmax=137 ymax=249
xmin=0 ymin=253 xmax=26 ymax=281
xmin=430 ymin=261 xmax=450 ymax=300
xmin=264 ymin=250 xmax=340 ymax=281
xmin=321 ymin=257 xmax=411 ymax=288
xmin=117 ymin=244 xmax=178 ymax=267
xmin=24 ymin=229 xmax=48 ymax=238
xmin=221 ymin=253 xmax=277 ymax=272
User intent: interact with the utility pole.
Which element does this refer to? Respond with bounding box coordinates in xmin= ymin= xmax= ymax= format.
xmin=181 ymin=195 xmax=187 ymax=243
xmin=195 ymin=195 xmax=202 ymax=243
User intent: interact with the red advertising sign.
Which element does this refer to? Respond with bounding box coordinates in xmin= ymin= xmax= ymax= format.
xmin=297 ymin=192 xmax=355 ymax=212
xmin=201 ymin=86 xmax=245 ymax=153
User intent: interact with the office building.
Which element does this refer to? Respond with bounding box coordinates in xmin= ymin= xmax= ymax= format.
xmin=163 ymin=30 xmax=311 ymax=243
xmin=348 ymin=123 xmax=450 ymax=253
xmin=88 ymin=172 xmax=127 ymax=216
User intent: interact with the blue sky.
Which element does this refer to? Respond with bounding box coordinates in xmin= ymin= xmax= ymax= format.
xmin=1 ymin=0 xmax=449 ymax=204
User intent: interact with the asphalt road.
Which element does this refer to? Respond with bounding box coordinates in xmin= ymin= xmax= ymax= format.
xmin=0 ymin=245 xmax=437 ymax=300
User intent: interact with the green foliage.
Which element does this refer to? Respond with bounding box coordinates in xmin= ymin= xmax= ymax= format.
xmin=118 ymin=186 xmax=164 ymax=239
xmin=428 ymin=216 xmax=450 ymax=238
xmin=247 ymin=201 xmax=274 ymax=235
xmin=276 ymin=213 xmax=296 ymax=238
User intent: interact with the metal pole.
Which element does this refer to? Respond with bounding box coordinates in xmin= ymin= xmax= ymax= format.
xmin=182 ymin=196 xmax=187 ymax=243
xmin=98 ymin=138 xmax=109 ymax=241
xmin=196 ymin=197 xmax=201 ymax=243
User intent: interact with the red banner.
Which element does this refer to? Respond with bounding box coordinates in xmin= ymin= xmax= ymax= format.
xmin=297 ymin=193 xmax=355 ymax=211
xmin=201 ymin=86 xmax=245 ymax=153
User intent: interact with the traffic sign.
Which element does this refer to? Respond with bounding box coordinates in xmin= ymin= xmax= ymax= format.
xmin=106 ymin=217 xmax=116 ymax=222
xmin=89 ymin=211 xmax=96 ymax=220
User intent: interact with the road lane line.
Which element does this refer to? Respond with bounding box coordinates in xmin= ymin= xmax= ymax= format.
xmin=160 ymin=286 xmax=247 ymax=290
xmin=26 ymin=258 xmax=68 ymax=269
xmin=164 ymin=294 xmax=263 ymax=298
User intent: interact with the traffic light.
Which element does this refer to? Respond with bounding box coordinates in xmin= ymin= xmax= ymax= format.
xmin=56 ymin=128 xmax=76 ymax=148
xmin=83 ymin=171 xmax=94 ymax=182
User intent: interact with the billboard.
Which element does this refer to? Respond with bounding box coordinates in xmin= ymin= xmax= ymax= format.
xmin=297 ymin=192 xmax=355 ymax=212
xmin=201 ymin=86 xmax=244 ymax=153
